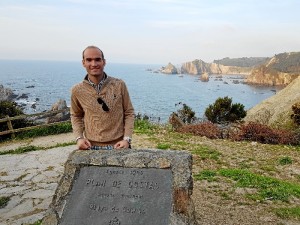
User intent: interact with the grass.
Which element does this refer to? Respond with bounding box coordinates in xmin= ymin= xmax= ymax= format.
xmin=222 ymin=169 xmax=288 ymax=202
xmin=25 ymin=220 xmax=42 ymax=225
xmin=192 ymin=146 xmax=221 ymax=161
xmin=16 ymin=121 xmax=72 ymax=139
xmin=0 ymin=141 xmax=75 ymax=155
xmin=278 ymin=156 xmax=293 ymax=165
xmin=194 ymin=168 xmax=300 ymax=202
xmin=194 ymin=170 xmax=218 ymax=182
xmin=274 ymin=207 xmax=300 ymax=220
xmin=134 ymin=119 xmax=160 ymax=135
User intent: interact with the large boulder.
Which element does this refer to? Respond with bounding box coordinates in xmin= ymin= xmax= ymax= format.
xmin=46 ymin=99 xmax=70 ymax=124
xmin=0 ymin=84 xmax=17 ymax=101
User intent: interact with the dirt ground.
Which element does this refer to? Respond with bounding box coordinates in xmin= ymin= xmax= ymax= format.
xmin=1 ymin=133 xmax=300 ymax=225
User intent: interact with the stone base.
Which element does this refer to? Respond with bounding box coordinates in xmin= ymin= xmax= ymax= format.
xmin=42 ymin=149 xmax=198 ymax=225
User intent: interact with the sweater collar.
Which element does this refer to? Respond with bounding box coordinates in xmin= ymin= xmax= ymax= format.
xmin=84 ymin=72 xmax=108 ymax=93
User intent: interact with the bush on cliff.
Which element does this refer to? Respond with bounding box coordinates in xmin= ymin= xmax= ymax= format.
xmin=205 ymin=96 xmax=246 ymax=124
xmin=174 ymin=102 xmax=196 ymax=124
xmin=291 ymin=102 xmax=300 ymax=126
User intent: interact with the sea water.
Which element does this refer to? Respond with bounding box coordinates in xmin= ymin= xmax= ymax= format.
xmin=0 ymin=60 xmax=282 ymax=122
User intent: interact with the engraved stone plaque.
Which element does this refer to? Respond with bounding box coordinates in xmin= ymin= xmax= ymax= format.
xmin=60 ymin=166 xmax=172 ymax=225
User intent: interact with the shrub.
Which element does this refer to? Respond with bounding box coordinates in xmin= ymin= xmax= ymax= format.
xmin=0 ymin=100 xmax=33 ymax=141
xmin=291 ymin=102 xmax=300 ymax=126
xmin=177 ymin=122 xmax=222 ymax=139
xmin=173 ymin=102 xmax=196 ymax=124
xmin=205 ymin=96 xmax=246 ymax=124
xmin=230 ymin=122 xmax=299 ymax=145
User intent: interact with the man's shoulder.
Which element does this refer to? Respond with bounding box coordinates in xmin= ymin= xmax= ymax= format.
xmin=107 ymin=76 xmax=125 ymax=84
xmin=71 ymin=81 xmax=86 ymax=92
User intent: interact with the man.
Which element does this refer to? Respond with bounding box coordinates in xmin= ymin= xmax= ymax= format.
xmin=70 ymin=46 xmax=135 ymax=150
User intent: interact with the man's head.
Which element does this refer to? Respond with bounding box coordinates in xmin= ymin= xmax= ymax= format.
xmin=82 ymin=46 xmax=104 ymax=60
xmin=82 ymin=46 xmax=106 ymax=78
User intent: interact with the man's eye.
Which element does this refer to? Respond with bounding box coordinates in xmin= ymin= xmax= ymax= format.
xmin=95 ymin=58 xmax=102 ymax=62
xmin=86 ymin=59 xmax=92 ymax=62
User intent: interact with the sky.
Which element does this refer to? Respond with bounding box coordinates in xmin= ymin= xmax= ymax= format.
xmin=0 ymin=0 xmax=299 ymax=64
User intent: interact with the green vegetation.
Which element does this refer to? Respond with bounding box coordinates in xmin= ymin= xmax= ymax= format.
xmin=213 ymin=57 xmax=269 ymax=67
xmin=0 ymin=142 xmax=74 ymax=155
xmin=205 ymin=96 xmax=246 ymax=124
xmin=194 ymin=170 xmax=217 ymax=182
xmin=174 ymin=102 xmax=196 ymax=124
xmin=278 ymin=156 xmax=293 ymax=165
xmin=0 ymin=100 xmax=33 ymax=141
xmin=16 ymin=121 xmax=72 ymax=139
xmin=0 ymin=196 xmax=10 ymax=208
xmin=26 ymin=220 xmax=42 ymax=225
xmin=219 ymin=168 xmax=300 ymax=202
xmin=156 ymin=143 xmax=171 ymax=149
xmin=275 ymin=207 xmax=300 ymax=220
xmin=192 ymin=146 xmax=221 ymax=161
xmin=271 ymin=52 xmax=300 ymax=73
xmin=194 ymin=168 xmax=300 ymax=203
xmin=291 ymin=102 xmax=300 ymax=126
xmin=134 ymin=117 xmax=160 ymax=134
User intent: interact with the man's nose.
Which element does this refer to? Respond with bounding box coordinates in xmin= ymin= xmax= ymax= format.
xmin=91 ymin=60 xmax=98 ymax=66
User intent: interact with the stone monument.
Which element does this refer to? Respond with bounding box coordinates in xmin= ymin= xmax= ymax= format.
xmin=42 ymin=149 xmax=198 ymax=225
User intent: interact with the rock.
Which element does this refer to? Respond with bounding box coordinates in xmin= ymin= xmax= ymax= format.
xmin=160 ymin=63 xmax=179 ymax=74
xmin=169 ymin=113 xmax=185 ymax=130
xmin=200 ymin=72 xmax=209 ymax=82
xmin=45 ymin=99 xmax=70 ymax=124
xmin=244 ymin=76 xmax=300 ymax=129
xmin=16 ymin=93 xmax=29 ymax=100
xmin=246 ymin=52 xmax=300 ymax=86
xmin=50 ymin=99 xmax=67 ymax=111
xmin=0 ymin=84 xmax=17 ymax=101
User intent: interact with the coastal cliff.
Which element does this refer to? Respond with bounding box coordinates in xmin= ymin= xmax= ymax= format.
xmin=244 ymin=76 xmax=300 ymax=129
xmin=246 ymin=52 xmax=300 ymax=86
xmin=180 ymin=59 xmax=252 ymax=75
xmin=160 ymin=57 xmax=266 ymax=76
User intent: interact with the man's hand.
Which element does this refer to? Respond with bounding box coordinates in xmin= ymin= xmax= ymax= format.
xmin=77 ymin=138 xmax=92 ymax=150
xmin=114 ymin=140 xmax=130 ymax=149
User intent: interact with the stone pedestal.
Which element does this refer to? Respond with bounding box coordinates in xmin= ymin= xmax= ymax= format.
xmin=42 ymin=149 xmax=198 ymax=225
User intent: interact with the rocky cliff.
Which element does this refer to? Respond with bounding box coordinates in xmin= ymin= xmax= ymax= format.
xmin=246 ymin=52 xmax=300 ymax=86
xmin=160 ymin=59 xmax=253 ymax=76
xmin=244 ymin=76 xmax=300 ymax=129
xmin=180 ymin=59 xmax=252 ymax=75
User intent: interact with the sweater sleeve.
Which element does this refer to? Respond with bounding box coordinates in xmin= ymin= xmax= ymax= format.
xmin=122 ymin=82 xmax=135 ymax=138
xmin=70 ymin=86 xmax=85 ymax=139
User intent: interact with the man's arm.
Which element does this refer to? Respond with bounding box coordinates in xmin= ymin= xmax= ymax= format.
xmin=70 ymin=88 xmax=91 ymax=150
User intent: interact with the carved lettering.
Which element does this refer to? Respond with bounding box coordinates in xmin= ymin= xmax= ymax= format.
xmin=123 ymin=206 xmax=146 ymax=215
xmin=61 ymin=167 xmax=172 ymax=225
xmin=86 ymin=179 xmax=106 ymax=187
xmin=128 ymin=181 xmax=159 ymax=190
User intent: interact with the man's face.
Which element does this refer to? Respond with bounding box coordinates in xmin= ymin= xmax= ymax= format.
xmin=82 ymin=48 xmax=106 ymax=77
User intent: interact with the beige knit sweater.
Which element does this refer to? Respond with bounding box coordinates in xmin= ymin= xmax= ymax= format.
xmin=70 ymin=76 xmax=135 ymax=144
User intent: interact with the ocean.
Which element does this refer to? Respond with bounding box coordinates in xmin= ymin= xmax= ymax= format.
xmin=0 ymin=60 xmax=282 ymax=122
